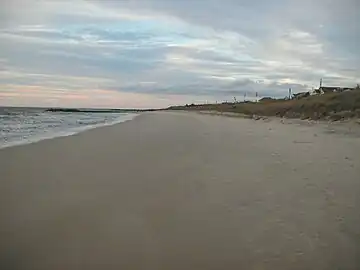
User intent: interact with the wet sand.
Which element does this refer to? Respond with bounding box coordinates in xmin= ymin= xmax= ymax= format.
xmin=1 ymin=112 xmax=359 ymax=269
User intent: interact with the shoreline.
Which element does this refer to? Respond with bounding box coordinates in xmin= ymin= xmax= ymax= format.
xmin=3 ymin=110 xmax=360 ymax=151
xmin=2 ymin=109 xmax=360 ymax=151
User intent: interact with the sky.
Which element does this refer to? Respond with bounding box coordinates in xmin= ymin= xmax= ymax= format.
xmin=0 ymin=0 xmax=359 ymax=108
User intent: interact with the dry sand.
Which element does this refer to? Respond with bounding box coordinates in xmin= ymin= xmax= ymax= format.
xmin=1 ymin=112 xmax=359 ymax=270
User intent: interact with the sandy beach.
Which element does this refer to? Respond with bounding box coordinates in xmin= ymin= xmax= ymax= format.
xmin=1 ymin=112 xmax=359 ymax=270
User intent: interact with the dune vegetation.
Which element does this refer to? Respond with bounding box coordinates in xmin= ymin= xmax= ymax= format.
xmin=168 ymin=89 xmax=360 ymax=121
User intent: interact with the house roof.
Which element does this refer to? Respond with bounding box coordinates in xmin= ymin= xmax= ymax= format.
xmin=320 ymin=86 xmax=340 ymax=92
xmin=293 ymin=92 xmax=305 ymax=96
xmin=293 ymin=92 xmax=310 ymax=99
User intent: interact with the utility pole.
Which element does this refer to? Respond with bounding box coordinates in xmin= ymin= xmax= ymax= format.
xmin=320 ymin=78 xmax=323 ymax=88
xmin=289 ymin=88 xmax=292 ymax=99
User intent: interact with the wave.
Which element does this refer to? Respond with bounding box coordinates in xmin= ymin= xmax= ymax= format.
xmin=0 ymin=113 xmax=138 ymax=149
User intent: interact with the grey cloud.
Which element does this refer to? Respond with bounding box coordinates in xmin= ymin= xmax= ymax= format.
xmin=106 ymin=76 xmax=307 ymax=99
xmin=93 ymin=0 xmax=360 ymax=79
xmin=0 ymin=29 xmax=171 ymax=80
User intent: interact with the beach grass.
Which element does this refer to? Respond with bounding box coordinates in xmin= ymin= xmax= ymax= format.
xmin=169 ymin=89 xmax=360 ymax=120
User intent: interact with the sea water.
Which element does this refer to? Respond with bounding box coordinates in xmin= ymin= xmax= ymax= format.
xmin=0 ymin=107 xmax=138 ymax=149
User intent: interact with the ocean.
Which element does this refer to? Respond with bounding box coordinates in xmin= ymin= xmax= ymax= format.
xmin=0 ymin=107 xmax=138 ymax=149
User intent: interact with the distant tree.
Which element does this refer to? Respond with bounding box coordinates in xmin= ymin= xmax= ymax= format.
xmin=356 ymin=84 xmax=360 ymax=90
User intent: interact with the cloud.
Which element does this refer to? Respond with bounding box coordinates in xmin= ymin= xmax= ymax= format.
xmin=0 ymin=84 xmax=209 ymax=108
xmin=0 ymin=0 xmax=359 ymax=107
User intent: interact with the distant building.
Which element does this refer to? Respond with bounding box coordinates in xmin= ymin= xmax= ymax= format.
xmin=314 ymin=86 xmax=354 ymax=95
xmin=313 ymin=88 xmax=322 ymax=95
xmin=314 ymin=79 xmax=355 ymax=95
xmin=320 ymin=86 xmax=341 ymax=94
xmin=293 ymin=92 xmax=310 ymax=99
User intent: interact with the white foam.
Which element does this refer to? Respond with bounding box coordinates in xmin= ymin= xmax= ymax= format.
xmin=0 ymin=113 xmax=138 ymax=150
